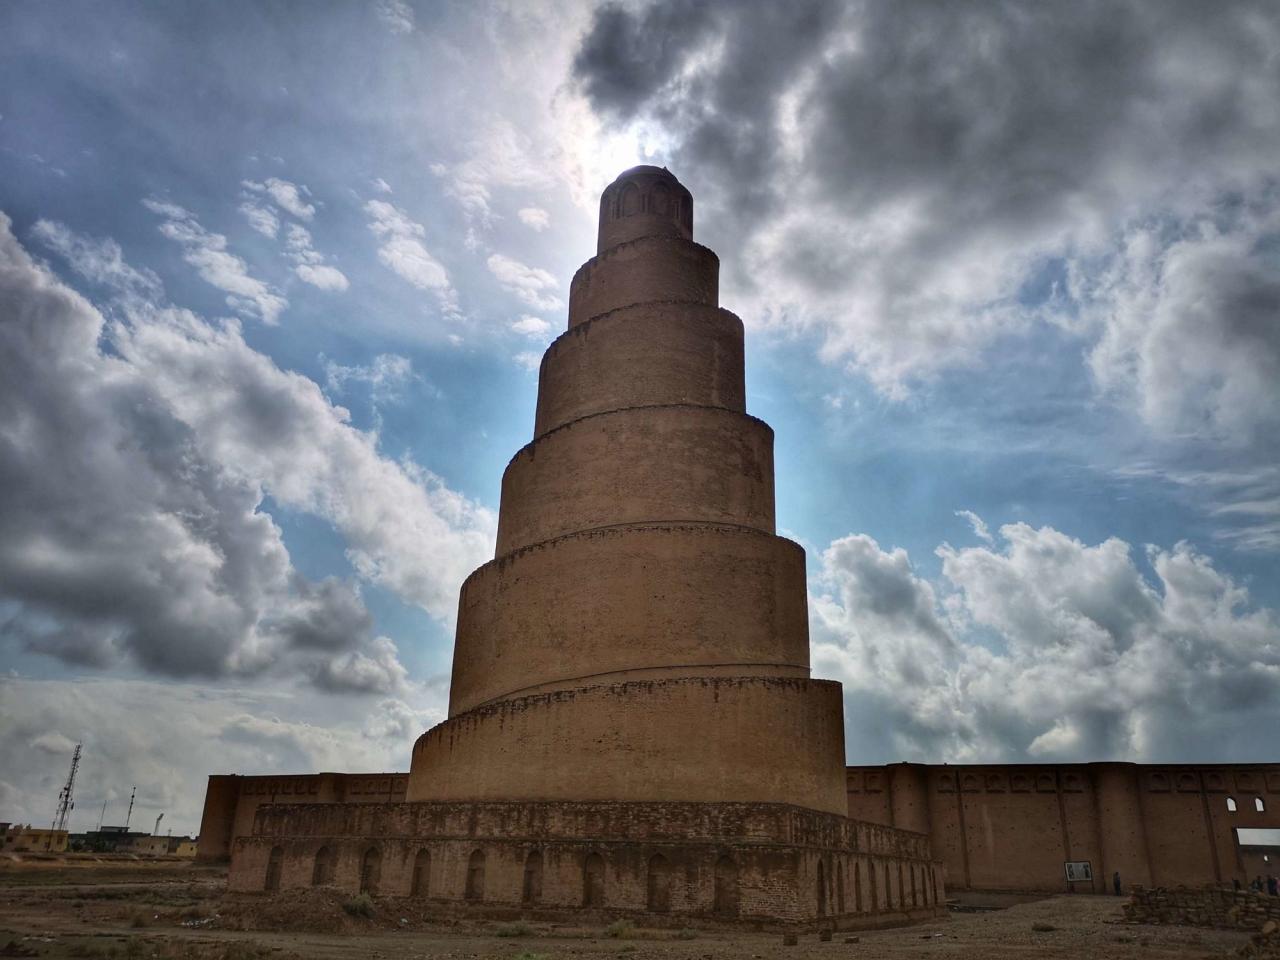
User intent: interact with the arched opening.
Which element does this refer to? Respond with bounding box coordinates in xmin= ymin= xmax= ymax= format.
xmin=713 ymin=855 xmax=739 ymax=916
xmin=816 ymin=859 xmax=827 ymax=916
xmin=522 ymin=849 xmax=543 ymax=904
xmin=359 ymin=846 xmax=381 ymax=895
xmin=583 ymin=852 xmax=606 ymax=907
xmin=884 ymin=863 xmax=892 ymax=910
xmin=465 ymin=849 xmax=485 ymax=901
xmin=836 ymin=861 xmax=845 ymax=915
xmin=619 ymin=183 xmax=641 ymax=217
xmin=911 ymin=864 xmax=918 ymax=906
xmin=650 ymin=183 xmax=671 ymax=217
xmin=411 ymin=848 xmax=430 ymax=897
xmin=1257 ymin=797 xmax=1267 ymax=812
xmin=1228 ymin=797 xmax=1238 ymax=812
xmin=854 ymin=860 xmax=863 ymax=913
xmin=311 ymin=845 xmax=334 ymax=887
xmin=647 ymin=854 xmax=672 ymax=913
xmin=264 ymin=845 xmax=284 ymax=892
xmin=932 ymin=868 xmax=939 ymax=906
xmin=898 ymin=863 xmax=906 ymax=910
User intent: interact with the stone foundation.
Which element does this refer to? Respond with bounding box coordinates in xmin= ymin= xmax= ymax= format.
xmin=229 ymin=799 xmax=945 ymax=929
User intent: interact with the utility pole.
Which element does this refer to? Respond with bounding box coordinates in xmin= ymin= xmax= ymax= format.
xmin=124 ymin=787 xmax=136 ymax=831
xmin=52 ymin=743 xmax=81 ymax=832
xmin=153 ymin=813 xmax=163 ymax=837
xmin=96 ymin=800 xmax=107 ymax=831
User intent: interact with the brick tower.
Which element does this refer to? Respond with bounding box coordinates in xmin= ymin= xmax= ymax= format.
xmin=406 ymin=166 xmax=847 ymax=814
xmin=221 ymin=168 xmax=944 ymax=928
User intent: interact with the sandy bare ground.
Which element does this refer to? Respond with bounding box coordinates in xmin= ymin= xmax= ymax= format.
xmin=0 ymin=855 xmax=1252 ymax=960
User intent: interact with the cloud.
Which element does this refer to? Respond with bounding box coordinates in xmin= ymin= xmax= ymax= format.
xmin=517 ymin=207 xmax=550 ymax=231
xmin=324 ymin=352 xmax=415 ymax=401
xmin=376 ymin=0 xmax=414 ymax=35
xmin=430 ymin=120 xmax=556 ymax=246
xmin=1076 ymin=202 xmax=1280 ymax=444
xmin=28 ymin=220 xmax=162 ymax=298
xmin=513 ymin=350 xmax=542 ymax=371
xmin=955 ymin=510 xmax=994 ymax=545
xmin=370 ymin=177 xmax=393 ymax=194
xmin=811 ymin=518 xmax=1280 ymax=765
xmin=310 ymin=636 xmax=408 ymax=694
xmin=510 ymin=314 xmax=552 ymax=338
xmin=242 ymin=177 xmax=316 ymax=221
xmin=487 ymin=252 xmax=562 ymax=310
xmin=571 ymin=1 xmax=1280 ymax=405
xmin=0 ymin=676 xmax=442 ymax=835
xmin=363 ymin=199 xmax=459 ymax=316
xmin=142 ymin=198 xmax=287 ymax=324
xmin=2 ymin=213 xmax=493 ymax=688
xmin=284 ymin=223 xmax=349 ymax=292
xmin=238 ymin=199 xmax=280 ymax=239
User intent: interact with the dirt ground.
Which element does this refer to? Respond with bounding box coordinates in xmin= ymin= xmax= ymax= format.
xmin=0 ymin=855 xmax=1253 ymax=960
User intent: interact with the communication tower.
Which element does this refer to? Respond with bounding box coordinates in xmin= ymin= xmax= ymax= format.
xmin=52 ymin=742 xmax=81 ymax=832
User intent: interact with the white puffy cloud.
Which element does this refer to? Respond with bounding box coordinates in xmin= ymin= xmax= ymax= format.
xmin=518 ymin=206 xmax=550 ymax=231
xmin=284 ymin=223 xmax=349 ymax=291
xmin=363 ymin=199 xmax=459 ymax=316
xmin=1 ymin=213 xmax=493 ymax=688
xmin=242 ymin=177 xmax=316 ymax=222
xmin=143 ymin=198 xmax=287 ymax=324
xmin=812 ymin=519 xmax=1280 ymax=765
xmin=1075 ymin=204 xmax=1280 ymax=444
xmin=238 ymin=199 xmax=280 ymax=239
xmin=513 ymin=350 xmax=542 ymax=372
xmin=486 ymin=252 xmax=562 ymax=311
xmin=510 ymin=314 xmax=552 ymax=338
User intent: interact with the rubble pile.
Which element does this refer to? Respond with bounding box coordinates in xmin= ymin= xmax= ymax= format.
xmin=1123 ymin=885 xmax=1280 ymax=930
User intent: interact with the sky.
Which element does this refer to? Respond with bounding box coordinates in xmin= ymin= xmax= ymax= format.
xmin=1 ymin=0 xmax=1278 ymax=838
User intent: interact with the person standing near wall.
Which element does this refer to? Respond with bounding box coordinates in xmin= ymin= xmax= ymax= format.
xmin=1113 ymin=871 xmax=1122 ymax=896
xmin=1267 ymin=875 xmax=1278 ymax=896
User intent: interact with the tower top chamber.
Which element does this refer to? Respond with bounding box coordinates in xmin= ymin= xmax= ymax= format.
xmin=597 ymin=165 xmax=694 ymax=254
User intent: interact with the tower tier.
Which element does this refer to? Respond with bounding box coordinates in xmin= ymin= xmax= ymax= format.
xmin=535 ymin=302 xmax=746 ymax=438
xmin=568 ymin=234 xmax=718 ymax=328
xmin=497 ymin=405 xmax=775 ymax=555
xmin=409 ymin=676 xmax=848 ymax=816
xmin=449 ymin=522 xmax=810 ymax=716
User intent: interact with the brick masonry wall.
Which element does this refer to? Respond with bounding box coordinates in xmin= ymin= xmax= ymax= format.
xmin=847 ymin=762 xmax=1280 ymax=893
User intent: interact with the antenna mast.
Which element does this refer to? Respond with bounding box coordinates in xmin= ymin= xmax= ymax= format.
xmin=124 ymin=787 xmax=136 ymax=830
xmin=53 ymin=743 xmax=81 ymax=832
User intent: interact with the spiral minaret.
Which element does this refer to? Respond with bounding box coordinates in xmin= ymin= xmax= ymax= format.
xmin=407 ymin=166 xmax=848 ymax=815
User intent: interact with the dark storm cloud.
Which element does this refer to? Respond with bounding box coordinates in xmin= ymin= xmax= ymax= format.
xmin=572 ymin=0 xmax=1280 ymax=411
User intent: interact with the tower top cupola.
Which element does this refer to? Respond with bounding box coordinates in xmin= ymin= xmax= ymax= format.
xmin=596 ymin=165 xmax=693 ymax=254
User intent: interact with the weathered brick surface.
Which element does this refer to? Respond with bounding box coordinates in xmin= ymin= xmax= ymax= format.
xmin=228 ymin=798 xmax=945 ymax=929
xmin=847 ymin=762 xmax=1280 ymax=893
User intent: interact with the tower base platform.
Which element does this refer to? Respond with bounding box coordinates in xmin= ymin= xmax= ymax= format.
xmin=228 ymin=799 xmax=946 ymax=929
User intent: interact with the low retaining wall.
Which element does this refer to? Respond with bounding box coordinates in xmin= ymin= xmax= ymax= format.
xmin=1123 ymin=885 xmax=1280 ymax=930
